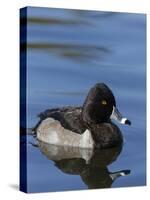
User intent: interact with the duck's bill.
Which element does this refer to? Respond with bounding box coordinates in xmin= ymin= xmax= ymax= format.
xmin=110 ymin=106 xmax=131 ymax=125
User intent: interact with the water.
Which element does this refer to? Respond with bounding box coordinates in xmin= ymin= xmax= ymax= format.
xmin=21 ymin=7 xmax=146 ymax=193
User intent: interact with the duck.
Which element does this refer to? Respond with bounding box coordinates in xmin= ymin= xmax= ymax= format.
xmin=35 ymin=83 xmax=131 ymax=149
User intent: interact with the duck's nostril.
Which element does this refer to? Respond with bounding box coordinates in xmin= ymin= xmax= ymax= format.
xmin=125 ymin=119 xmax=131 ymax=125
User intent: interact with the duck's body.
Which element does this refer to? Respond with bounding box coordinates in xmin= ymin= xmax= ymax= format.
xmin=36 ymin=106 xmax=123 ymax=149
xmin=35 ymin=83 xmax=131 ymax=149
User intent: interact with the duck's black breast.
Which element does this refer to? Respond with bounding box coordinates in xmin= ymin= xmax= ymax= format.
xmin=35 ymin=106 xmax=86 ymax=134
xmin=89 ymin=122 xmax=123 ymax=149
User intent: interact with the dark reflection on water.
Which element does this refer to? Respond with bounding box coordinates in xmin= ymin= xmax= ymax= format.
xmin=21 ymin=7 xmax=146 ymax=193
xmin=27 ymin=16 xmax=89 ymax=25
xmin=27 ymin=43 xmax=111 ymax=62
xmin=38 ymin=141 xmax=130 ymax=189
xmin=21 ymin=43 xmax=111 ymax=62
xmin=21 ymin=8 xmax=113 ymax=63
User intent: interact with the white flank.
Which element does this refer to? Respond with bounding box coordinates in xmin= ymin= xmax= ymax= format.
xmin=79 ymin=129 xmax=94 ymax=149
xmin=37 ymin=118 xmax=94 ymax=149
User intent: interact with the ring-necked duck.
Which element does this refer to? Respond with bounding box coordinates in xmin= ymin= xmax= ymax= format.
xmin=35 ymin=83 xmax=131 ymax=149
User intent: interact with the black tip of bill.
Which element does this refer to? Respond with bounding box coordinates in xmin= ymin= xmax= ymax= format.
xmin=125 ymin=119 xmax=131 ymax=126
xmin=123 ymin=169 xmax=131 ymax=175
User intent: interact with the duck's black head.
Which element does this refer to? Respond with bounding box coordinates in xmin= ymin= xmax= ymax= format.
xmin=82 ymin=83 xmax=131 ymax=126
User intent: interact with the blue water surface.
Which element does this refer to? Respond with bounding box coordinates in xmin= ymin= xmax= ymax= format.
xmin=23 ymin=7 xmax=146 ymax=193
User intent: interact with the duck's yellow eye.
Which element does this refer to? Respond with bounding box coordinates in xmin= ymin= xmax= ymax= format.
xmin=101 ymin=100 xmax=107 ymax=105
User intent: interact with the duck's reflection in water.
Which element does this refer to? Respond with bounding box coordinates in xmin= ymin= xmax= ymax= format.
xmin=38 ymin=141 xmax=131 ymax=189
